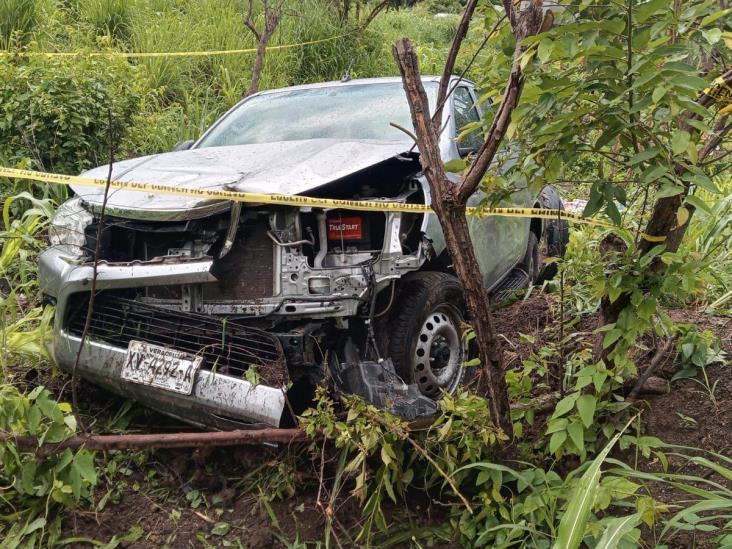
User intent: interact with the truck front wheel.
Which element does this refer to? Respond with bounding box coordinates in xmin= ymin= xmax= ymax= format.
xmin=386 ymin=272 xmax=476 ymax=398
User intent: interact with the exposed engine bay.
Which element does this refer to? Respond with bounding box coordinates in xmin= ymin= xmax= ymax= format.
xmin=57 ymin=164 xmax=443 ymax=426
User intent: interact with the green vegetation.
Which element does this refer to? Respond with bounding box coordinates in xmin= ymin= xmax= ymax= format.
xmin=1 ymin=0 xmax=731 ymax=547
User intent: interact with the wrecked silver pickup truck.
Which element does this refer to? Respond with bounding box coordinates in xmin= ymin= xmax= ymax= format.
xmin=40 ymin=76 xmax=567 ymax=429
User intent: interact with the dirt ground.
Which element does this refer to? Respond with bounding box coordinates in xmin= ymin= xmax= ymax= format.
xmin=43 ymin=295 xmax=730 ymax=548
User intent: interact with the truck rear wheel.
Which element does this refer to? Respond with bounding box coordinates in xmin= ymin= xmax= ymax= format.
xmin=386 ymin=272 xmax=475 ymax=398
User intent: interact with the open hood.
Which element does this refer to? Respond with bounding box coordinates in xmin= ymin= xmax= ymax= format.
xmin=75 ymin=139 xmax=415 ymax=221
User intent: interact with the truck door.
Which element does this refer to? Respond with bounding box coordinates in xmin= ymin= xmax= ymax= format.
xmin=453 ymin=85 xmax=531 ymax=290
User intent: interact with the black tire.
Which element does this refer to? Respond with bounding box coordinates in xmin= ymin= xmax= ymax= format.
xmin=518 ymin=232 xmax=541 ymax=283
xmin=536 ymin=186 xmax=569 ymax=282
xmin=386 ymin=271 xmax=475 ymax=398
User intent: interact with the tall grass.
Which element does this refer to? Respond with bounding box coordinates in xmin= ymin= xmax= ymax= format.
xmin=76 ymin=0 xmax=135 ymax=41
xmin=2 ymin=0 xmax=466 ymax=154
xmin=0 ymin=0 xmax=40 ymax=49
xmin=680 ymin=178 xmax=732 ymax=312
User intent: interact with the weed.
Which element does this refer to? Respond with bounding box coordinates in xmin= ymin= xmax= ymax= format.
xmin=0 ymin=0 xmax=39 ymax=49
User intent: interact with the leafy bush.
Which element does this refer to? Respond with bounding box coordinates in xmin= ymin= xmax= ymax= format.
xmin=0 ymin=56 xmax=144 ymax=175
xmin=0 ymin=385 xmax=97 ymax=546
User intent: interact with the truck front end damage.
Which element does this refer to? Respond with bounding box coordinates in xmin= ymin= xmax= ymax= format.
xmin=40 ymin=152 xmax=436 ymax=428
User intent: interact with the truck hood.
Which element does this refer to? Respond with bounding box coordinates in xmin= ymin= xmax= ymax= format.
xmin=75 ymin=139 xmax=414 ymax=221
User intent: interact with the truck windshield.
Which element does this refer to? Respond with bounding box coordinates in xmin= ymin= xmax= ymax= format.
xmin=197 ymin=82 xmax=438 ymax=147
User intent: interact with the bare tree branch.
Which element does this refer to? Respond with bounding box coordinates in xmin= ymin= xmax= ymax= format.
xmin=244 ymin=0 xmax=261 ymax=41
xmin=458 ymin=1 xmax=545 ymax=202
xmin=433 ymin=0 xmax=478 ymax=133
xmin=1 ymin=428 xmax=310 ymax=456
xmin=243 ymin=0 xmax=284 ymax=97
xmin=359 ymin=0 xmax=390 ymax=31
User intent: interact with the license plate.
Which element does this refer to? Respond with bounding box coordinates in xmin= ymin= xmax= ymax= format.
xmin=121 ymin=340 xmax=202 ymax=395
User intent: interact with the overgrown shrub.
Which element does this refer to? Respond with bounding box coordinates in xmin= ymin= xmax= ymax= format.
xmin=0 ymin=385 xmax=97 ymax=546
xmin=0 ymin=56 xmax=144 ymax=175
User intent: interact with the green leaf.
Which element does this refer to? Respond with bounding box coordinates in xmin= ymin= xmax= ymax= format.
xmin=546 ymin=417 xmax=569 ymax=434
xmin=602 ymin=329 xmax=622 ymax=349
xmin=629 ymin=148 xmax=659 ymax=165
xmin=538 ymin=38 xmax=555 ymax=63
xmin=551 ymin=393 xmax=579 ymax=419
xmin=669 ymin=74 xmax=710 ymax=92
xmin=671 ymin=130 xmax=691 ymax=156
xmin=553 ymin=421 xmax=633 ymax=549
xmin=684 ymin=194 xmax=711 ymax=214
xmin=444 ymin=158 xmax=467 ymax=173
xmin=635 ymin=0 xmax=667 ymax=23
xmin=655 ymin=182 xmax=685 ymax=199
xmin=23 ymin=517 xmax=47 ymax=536
xmin=641 ymin=165 xmax=668 ymax=183
xmin=605 ymin=201 xmax=621 ymax=226
xmin=595 ymin=514 xmax=642 ymax=549
xmin=549 ymin=430 xmax=567 ymax=454
xmin=576 ymin=395 xmax=597 ymax=428
xmin=72 ymin=451 xmax=97 ymax=484
xmin=211 ymin=522 xmax=230 ymax=536
xmin=701 ymin=8 xmax=732 ymax=26
xmin=689 ymin=173 xmax=720 ymax=193
xmin=652 ymin=86 xmax=667 ymax=103
xmin=567 ymin=421 xmax=585 ymax=454
xmin=702 ymin=28 xmax=722 ymax=44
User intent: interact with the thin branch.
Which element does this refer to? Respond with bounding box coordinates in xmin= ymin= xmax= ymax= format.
xmin=627 ymin=338 xmax=675 ymax=401
xmin=457 ymin=1 xmax=547 ymax=202
xmin=389 ymin=121 xmax=418 ymax=142
xmin=433 ymin=0 xmax=478 ymax=133
xmin=244 ymin=0 xmax=261 ymax=41
xmin=70 ymin=108 xmax=115 ymax=433
xmin=359 ymin=0 xmax=390 ymax=31
xmin=364 ymin=410 xmax=473 ymax=513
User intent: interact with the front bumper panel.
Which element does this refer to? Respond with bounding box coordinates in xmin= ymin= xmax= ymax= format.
xmin=40 ymin=247 xmax=288 ymax=428
xmin=54 ymin=332 xmax=286 ymax=427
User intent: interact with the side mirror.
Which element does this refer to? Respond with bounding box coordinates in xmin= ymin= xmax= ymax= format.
xmin=458 ymin=145 xmax=478 ymax=158
xmin=172 ymin=139 xmax=195 ymax=152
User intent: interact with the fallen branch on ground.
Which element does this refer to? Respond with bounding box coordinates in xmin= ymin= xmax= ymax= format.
xmin=627 ymin=338 xmax=675 ymax=400
xmin=0 ymin=428 xmax=310 ymax=455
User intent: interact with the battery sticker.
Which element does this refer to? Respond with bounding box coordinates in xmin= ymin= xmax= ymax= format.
xmin=327 ymin=217 xmax=363 ymax=240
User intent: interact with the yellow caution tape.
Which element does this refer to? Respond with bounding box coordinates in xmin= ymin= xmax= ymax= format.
xmin=704 ymin=75 xmax=732 ymax=105
xmin=0 ymin=166 xmax=664 ymax=241
xmin=0 ymin=35 xmax=343 ymax=59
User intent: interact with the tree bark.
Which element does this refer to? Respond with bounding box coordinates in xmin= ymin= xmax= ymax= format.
xmin=244 ymin=1 xmax=283 ymax=97
xmin=392 ymin=2 xmax=546 ymax=436
xmin=1 ymin=428 xmax=309 ymax=456
xmin=394 ymin=43 xmax=512 ymax=432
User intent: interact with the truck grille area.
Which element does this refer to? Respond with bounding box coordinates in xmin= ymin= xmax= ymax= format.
xmin=66 ymin=293 xmax=286 ymax=384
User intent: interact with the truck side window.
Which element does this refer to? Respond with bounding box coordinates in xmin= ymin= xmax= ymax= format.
xmin=453 ymin=86 xmax=483 ymax=155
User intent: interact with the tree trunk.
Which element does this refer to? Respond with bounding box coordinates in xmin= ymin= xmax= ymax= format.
xmin=246 ymin=38 xmax=270 ymax=97
xmin=244 ymin=4 xmax=281 ymax=97
xmin=393 ymin=39 xmax=512 ymax=434
xmin=393 ymin=2 xmax=547 ymax=436
xmin=439 ymin=204 xmax=513 ymax=430
xmin=595 ymin=70 xmax=732 ymax=361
